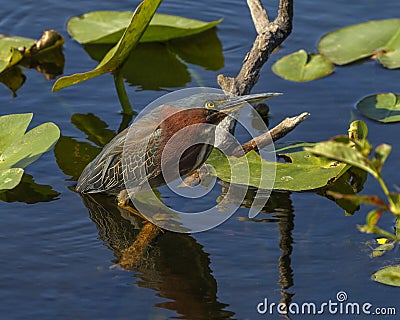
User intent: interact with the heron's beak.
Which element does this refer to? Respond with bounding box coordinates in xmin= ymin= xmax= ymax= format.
xmin=218 ymin=92 xmax=282 ymax=113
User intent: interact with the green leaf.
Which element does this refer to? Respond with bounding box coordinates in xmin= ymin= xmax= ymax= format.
xmin=0 ymin=113 xmax=32 ymax=152
xmin=206 ymin=143 xmax=348 ymax=191
xmin=372 ymin=144 xmax=391 ymax=172
xmin=396 ymin=217 xmax=400 ymax=238
xmin=0 ymin=113 xmax=60 ymax=190
xmin=372 ymin=265 xmax=400 ymax=287
xmin=67 ymin=11 xmax=222 ymax=45
xmin=371 ymin=240 xmax=395 ymax=258
xmin=357 ymin=209 xmax=397 ymax=240
xmin=389 ymin=193 xmax=400 ymax=216
xmin=327 ymin=192 xmax=389 ymax=210
xmin=0 ymin=168 xmax=24 ymax=190
xmin=0 ymin=122 xmax=60 ymax=170
xmin=377 ymin=47 xmax=400 ymax=69
xmin=0 ymin=31 xmax=64 ymax=96
xmin=53 ymin=0 xmax=162 ymax=91
xmin=305 ymin=140 xmax=377 ymax=178
xmin=318 ymin=19 xmax=400 ymax=68
xmin=348 ymin=120 xmax=368 ymax=140
xmin=67 ymin=11 xmax=133 ymax=45
xmin=272 ymin=49 xmax=334 ymax=82
xmin=356 ymin=93 xmax=400 ymax=123
xmin=141 ymin=14 xmax=222 ymax=43
xmin=0 ymin=35 xmax=33 ymax=73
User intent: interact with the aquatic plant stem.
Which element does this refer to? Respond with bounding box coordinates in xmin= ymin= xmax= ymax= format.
xmin=376 ymin=173 xmax=398 ymax=214
xmin=114 ymin=69 xmax=134 ymax=115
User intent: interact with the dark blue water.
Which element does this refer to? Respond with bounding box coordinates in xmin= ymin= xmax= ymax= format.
xmin=1 ymin=1 xmax=400 ymax=319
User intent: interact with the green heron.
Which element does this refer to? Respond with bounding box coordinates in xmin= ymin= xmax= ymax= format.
xmin=76 ymin=93 xmax=279 ymax=205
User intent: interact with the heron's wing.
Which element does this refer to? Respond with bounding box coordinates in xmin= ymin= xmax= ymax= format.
xmin=76 ymin=128 xmax=163 ymax=194
xmin=76 ymin=131 xmax=127 ymax=194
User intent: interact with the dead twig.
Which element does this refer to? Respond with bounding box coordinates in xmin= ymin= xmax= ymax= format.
xmin=233 ymin=112 xmax=310 ymax=156
xmin=218 ymin=0 xmax=293 ymax=95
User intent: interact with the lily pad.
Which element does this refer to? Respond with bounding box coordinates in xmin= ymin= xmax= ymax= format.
xmin=372 ymin=265 xmax=400 ymax=287
xmin=0 ymin=35 xmax=32 ymax=73
xmin=67 ymin=11 xmax=222 ymax=45
xmin=206 ymin=142 xmax=348 ymax=191
xmin=357 ymin=93 xmax=400 ymax=123
xmin=53 ymin=0 xmax=162 ymax=91
xmin=272 ymin=49 xmax=334 ymax=82
xmin=0 ymin=31 xmax=64 ymax=95
xmin=0 ymin=168 xmax=24 ymax=190
xmin=318 ymin=19 xmax=400 ymax=68
xmin=0 ymin=113 xmax=60 ymax=190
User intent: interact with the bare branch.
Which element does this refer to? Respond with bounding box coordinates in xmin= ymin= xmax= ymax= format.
xmin=247 ymin=0 xmax=269 ymax=33
xmin=218 ymin=0 xmax=293 ymax=95
xmin=232 ymin=112 xmax=310 ymax=156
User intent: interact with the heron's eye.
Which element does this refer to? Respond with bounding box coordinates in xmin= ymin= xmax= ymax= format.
xmin=205 ymin=101 xmax=215 ymax=109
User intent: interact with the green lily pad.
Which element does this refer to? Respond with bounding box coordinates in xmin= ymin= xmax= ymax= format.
xmin=206 ymin=142 xmax=348 ymax=191
xmin=0 ymin=35 xmax=33 ymax=73
xmin=0 ymin=113 xmax=60 ymax=190
xmin=372 ymin=265 xmax=400 ymax=287
xmin=318 ymin=19 xmax=400 ymax=68
xmin=53 ymin=0 xmax=162 ymax=91
xmin=272 ymin=49 xmax=334 ymax=82
xmin=67 ymin=11 xmax=222 ymax=45
xmin=377 ymin=47 xmax=400 ymax=69
xmin=274 ymin=144 xmax=348 ymax=190
xmin=0 ymin=31 xmax=64 ymax=96
xmin=142 ymin=14 xmax=222 ymax=43
xmin=0 ymin=168 xmax=24 ymax=190
xmin=357 ymin=93 xmax=400 ymax=123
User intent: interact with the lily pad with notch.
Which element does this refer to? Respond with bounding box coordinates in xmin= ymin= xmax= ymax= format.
xmin=272 ymin=49 xmax=334 ymax=82
xmin=206 ymin=142 xmax=348 ymax=191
